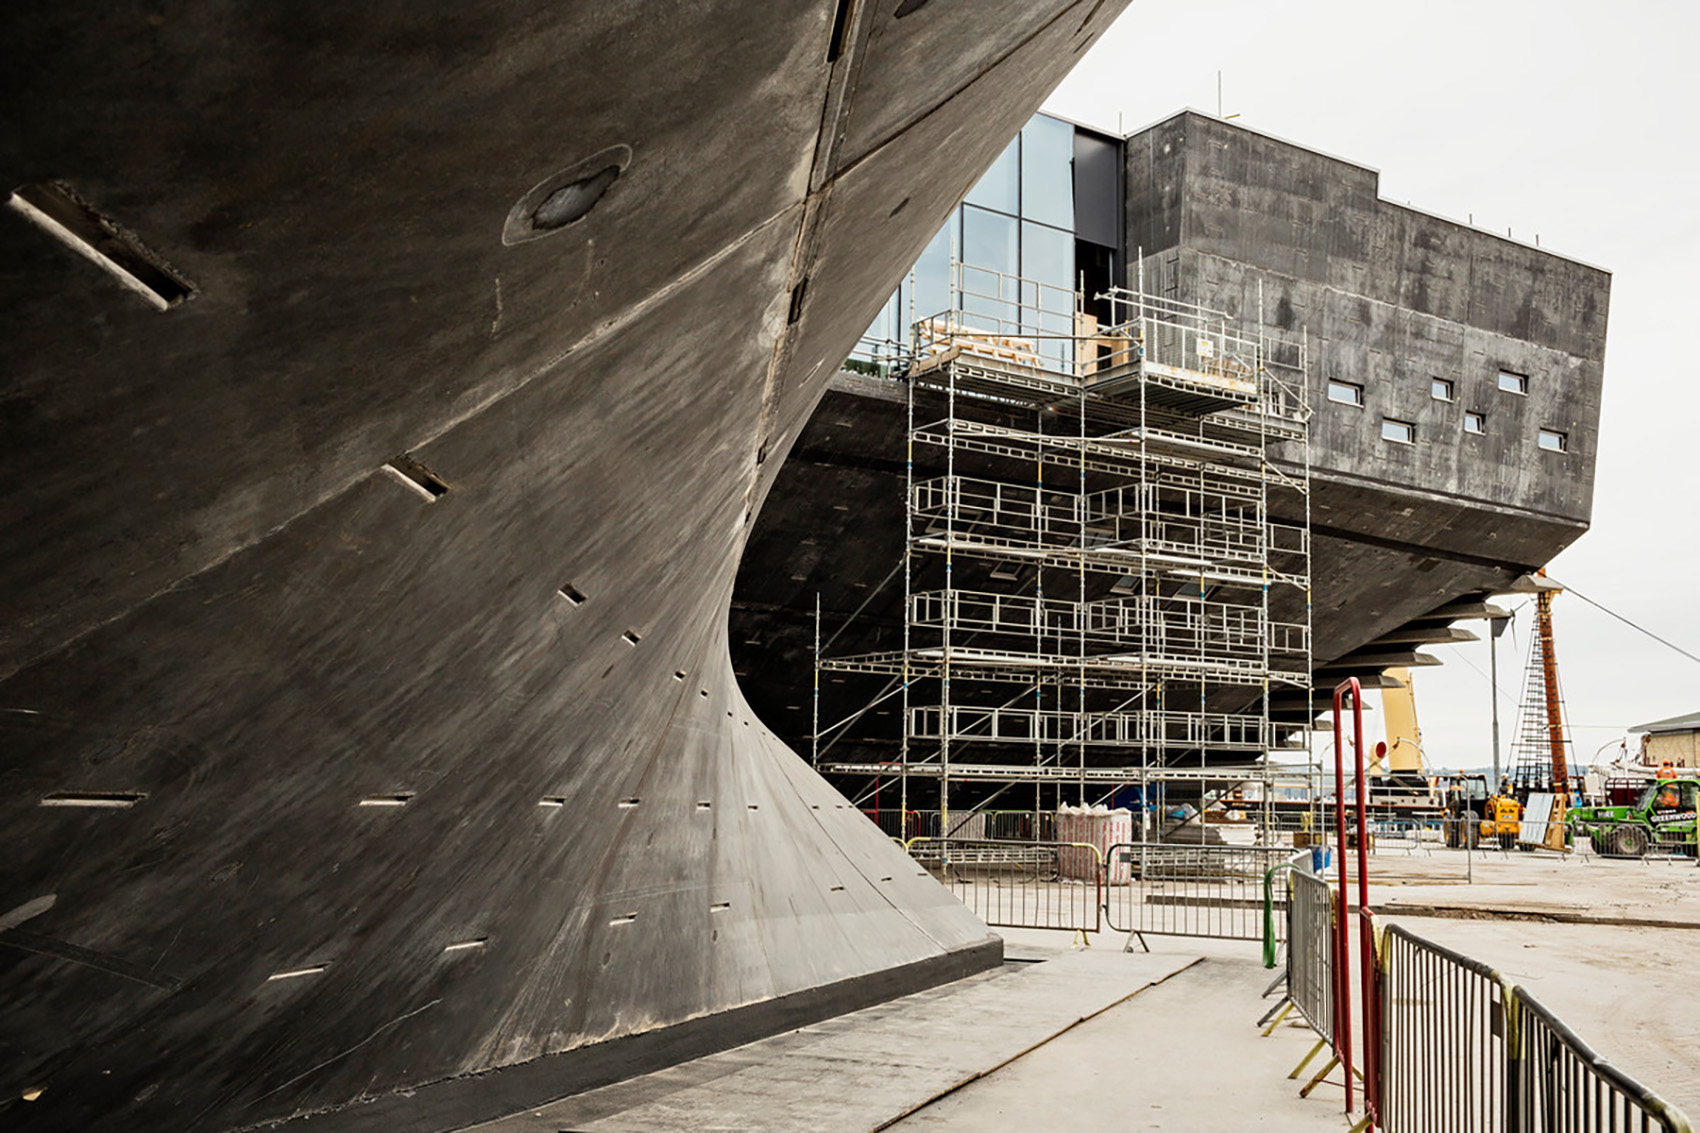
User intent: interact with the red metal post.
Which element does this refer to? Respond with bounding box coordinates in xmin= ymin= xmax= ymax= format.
xmin=1331 ymin=678 xmax=1359 ymax=1113
xmin=1348 ymin=679 xmax=1381 ymax=1127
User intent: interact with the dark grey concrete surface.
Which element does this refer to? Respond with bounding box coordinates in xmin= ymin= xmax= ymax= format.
xmin=0 ymin=2 xmax=1130 ymax=1129
xmin=468 ymin=948 xmax=1206 ymax=1133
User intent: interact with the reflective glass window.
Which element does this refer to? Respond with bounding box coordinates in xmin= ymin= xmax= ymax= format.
xmin=910 ymin=219 xmax=954 ymax=324
xmin=965 ymin=137 xmax=1019 ymax=215
xmin=1381 ymin=419 xmax=1415 ymax=444
xmin=1021 ymin=222 xmax=1074 ymax=296
xmin=960 ymin=206 xmax=1019 ymax=331
xmin=1498 ymin=370 xmax=1528 ymax=394
xmin=1465 ymin=412 xmax=1485 ymax=434
xmin=1327 ymin=380 xmax=1364 ymax=406
xmin=1537 ymin=428 xmax=1567 ymax=452
xmin=1020 ymin=114 xmax=1075 ymax=231
xmin=1021 ymin=221 xmax=1075 ymax=370
xmin=962 ymin=206 xmax=1018 ymax=276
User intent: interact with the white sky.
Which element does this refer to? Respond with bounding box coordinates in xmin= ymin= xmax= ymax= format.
xmin=1045 ymin=0 xmax=1700 ymax=773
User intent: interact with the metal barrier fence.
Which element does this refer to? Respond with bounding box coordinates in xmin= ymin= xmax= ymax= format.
xmin=1287 ymin=858 xmax=1335 ymax=1045
xmin=907 ymin=838 xmax=1101 ymax=933
xmin=1380 ymin=924 xmax=1507 ymax=1132
xmin=1104 ymin=841 xmax=1293 ymax=944
xmin=1513 ymin=983 xmax=1695 ymax=1133
xmin=864 ymin=809 xmax=1059 ymax=843
xmin=1359 ymin=922 xmax=1697 ymax=1132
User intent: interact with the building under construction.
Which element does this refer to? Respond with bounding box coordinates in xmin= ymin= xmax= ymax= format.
xmin=731 ymin=110 xmax=1611 ymax=825
xmin=812 ymin=267 xmax=1312 ymax=834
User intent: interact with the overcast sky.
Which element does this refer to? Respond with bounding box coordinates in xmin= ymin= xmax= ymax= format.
xmin=1044 ymin=0 xmax=1700 ymax=775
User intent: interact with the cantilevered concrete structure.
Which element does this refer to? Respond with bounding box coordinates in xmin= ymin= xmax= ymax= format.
xmin=730 ymin=110 xmax=1609 ymax=789
xmin=0 ymin=3 xmax=1134 ymax=1129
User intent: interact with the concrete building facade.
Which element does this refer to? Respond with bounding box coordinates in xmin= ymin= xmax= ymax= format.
xmin=729 ymin=109 xmax=1611 ymax=798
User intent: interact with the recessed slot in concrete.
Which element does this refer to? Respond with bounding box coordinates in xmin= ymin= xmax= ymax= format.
xmin=787 ymin=277 xmax=808 ymax=324
xmin=696 ymin=801 xmax=712 ymax=810
xmin=533 ymin=167 xmax=620 ymax=230
xmin=826 ymin=0 xmax=855 ymax=61
xmin=621 ymin=629 xmax=642 ymax=646
xmin=608 ymin=913 xmax=637 ymax=927
xmin=503 ymin=145 xmax=632 ymax=245
xmin=8 ymin=182 xmax=193 ymax=309
xmin=829 ymin=886 xmax=845 ymax=892
xmin=699 ymin=688 xmax=709 ymax=698
xmin=673 ymin=670 xmax=687 ymax=681
xmin=443 ymin=938 xmax=487 ymax=953
xmin=880 ymin=876 xmax=892 ymax=882
xmin=39 ymin=791 xmax=145 ymax=808
xmin=358 ymin=793 xmax=415 ymax=808
xmin=617 ymin=797 xmax=640 ymax=809
xmin=539 ymin=796 xmax=567 ymax=808
xmin=747 ymin=804 xmax=760 ymax=811
xmin=383 ymin=455 xmax=449 ymax=501
xmin=267 ymin=964 xmax=328 ymax=982
xmin=558 ymin=583 xmax=587 ymax=606
xmin=710 ymin=901 xmax=731 ymax=913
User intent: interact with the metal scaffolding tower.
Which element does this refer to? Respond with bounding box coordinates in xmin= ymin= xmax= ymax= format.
xmin=1508 ymin=589 xmax=1575 ymax=796
xmin=819 ymin=261 xmax=1313 ymax=839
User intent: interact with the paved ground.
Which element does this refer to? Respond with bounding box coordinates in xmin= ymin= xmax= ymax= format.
xmin=887 ymin=934 xmax=1353 ymax=1132
xmin=1356 ymin=846 xmax=1700 ymax=1117
xmin=441 ymin=846 xmax=1700 ymax=1132
xmin=1379 ymin=916 xmax=1700 ymax=1116
xmin=1368 ymin=845 xmax=1700 ymax=926
xmin=466 ymin=935 xmax=1356 ymax=1133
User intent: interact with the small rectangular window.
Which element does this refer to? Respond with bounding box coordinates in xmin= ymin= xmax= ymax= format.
xmin=1431 ymin=378 xmax=1454 ymax=401
xmin=1327 ymin=380 xmax=1364 ymax=406
xmin=1381 ymin=419 xmax=1415 ymax=444
xmin=1498 ymin=370 xmax=1528 ymax=395
xmin=1538 ymin=428 xmax=1567 ymax=452
xmin=1464 ymin=412 xmax=1485 ymax=435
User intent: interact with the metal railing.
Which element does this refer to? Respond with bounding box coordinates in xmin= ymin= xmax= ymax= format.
xmin=907 ymin=837 xmax=1102 ymax=933
xmin=1104 ymin=841 xmax=1293 ymax=943
xmin=1513 ymin=983 xmax=1695 ymax=1132
xmin=864 ymin=809 xmax=1057 ymax=842
xmin=1380 ymin=924 xmax=1508 ymax=1132
xmin=1379 ymin=923 xmax=1695 ymax=1132
xmin=1287 ymin=855 xmax=1335 ymax=1045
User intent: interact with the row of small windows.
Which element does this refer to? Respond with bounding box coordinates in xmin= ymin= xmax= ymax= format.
xmin=1330 ymin=378 xmax=1566 ymax=452
xmin=1376 ymin=414 xmax=1566 ymax=451
xmin=1328 ymin=369 xmax=1530 ymax=408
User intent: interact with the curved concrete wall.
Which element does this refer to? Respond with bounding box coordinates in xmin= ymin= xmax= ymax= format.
xmin=0 ymin=2 xmax=1128 ymax=1128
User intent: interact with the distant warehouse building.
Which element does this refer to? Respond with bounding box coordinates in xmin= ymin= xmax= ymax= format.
xmin=1633 ymin=711 xmax=1700 ymax=769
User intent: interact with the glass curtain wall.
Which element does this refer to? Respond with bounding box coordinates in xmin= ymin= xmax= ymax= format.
xmin=850 ymin=113 xmax=1085 ymax=374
